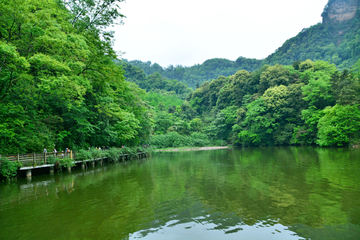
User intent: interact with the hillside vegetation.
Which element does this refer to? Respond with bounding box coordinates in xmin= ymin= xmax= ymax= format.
xmin=145 ymin=56 xmax=360 ymax=148
xmin=0 ymin=0 xmax=152 ymax=154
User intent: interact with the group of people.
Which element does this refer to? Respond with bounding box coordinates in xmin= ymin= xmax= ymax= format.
xmin=43 ymin=145 xmax=149 ymax=154
xmin=88 ymin=146 xmax=110 ymax=151
xmin=43 ymin=147 xmax=70 ymax=155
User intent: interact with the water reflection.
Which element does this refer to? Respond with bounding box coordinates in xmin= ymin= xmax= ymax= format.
xmin=0 ymin=147 xmax=360 ymax=240
xmin=130 ymin=202 xmax=302 ymax=240
xmin=131 ymin=219 xmax=301 ymax=240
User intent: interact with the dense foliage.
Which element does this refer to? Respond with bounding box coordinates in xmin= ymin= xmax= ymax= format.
xmin=119 ymin=61 xmax=192 ymax=99
xmin=264 ymin=10 xmax=360 ymax=69
xmin=124 ymin=58 xmax=263 ymax=89
xmin=149 ymin=59 xmax=360 ymax=148
xmin=183 ymin=60 xmax=360 ymax=147
xmin=0 ymin=0 xmax=151 ymax=154
xmin=0 ymin=157 xmax=22 ymax=180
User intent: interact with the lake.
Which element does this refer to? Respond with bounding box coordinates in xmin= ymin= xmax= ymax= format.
xmin=1 ymin=147 xmax=360 ymax=240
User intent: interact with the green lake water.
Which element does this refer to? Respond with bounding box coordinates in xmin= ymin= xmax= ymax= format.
xmin=1 ymin=147 xmax=360 ymax=240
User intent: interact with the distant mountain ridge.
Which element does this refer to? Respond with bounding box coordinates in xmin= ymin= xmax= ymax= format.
xmin=264 ymin=0 xmax=360 ymax=67
xmin=122 ymin=57 xmax=263 ymax=89
xmin=123 ymin=0 xmax=360 ymax=89
xmin=322 ymin=0 xmax=360 ymax=23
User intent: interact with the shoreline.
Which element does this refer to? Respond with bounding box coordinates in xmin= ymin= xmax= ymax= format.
xmin=155 ymin=146 xmax=229 ymax=152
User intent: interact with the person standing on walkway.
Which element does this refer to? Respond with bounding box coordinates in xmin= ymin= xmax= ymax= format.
xmin=65 ymin=148 xmax=69 ymax=157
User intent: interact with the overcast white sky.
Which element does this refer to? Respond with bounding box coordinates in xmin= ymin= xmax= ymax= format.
xmin=112 ymin=0 xmax=329 ymax=67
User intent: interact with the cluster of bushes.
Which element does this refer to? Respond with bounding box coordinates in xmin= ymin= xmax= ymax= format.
xmin=75 ymin=146 xmax=154 ymax=162
xmin=46 ymin=157 xmax=76 ymax=169
xmin=151 ymin=132 xmax=226 ymax=149
xmin=0 ymin=158 xmax=22 ymax=180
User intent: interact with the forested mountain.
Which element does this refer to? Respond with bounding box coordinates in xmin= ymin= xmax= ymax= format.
xmin=123 ymin=57 xmax=263 ymax=89
xmin=151 ymin=59 xmax=360 ymax=148
xmin=0 ymin=0 xmax=151 ymax=154
xmin=118 ymin=61 xmax=192 ymax=99
xmin=264 ymin=0 xmax=360 ymax=69
xmin=124 ymin=0 xmax=360 ymax=89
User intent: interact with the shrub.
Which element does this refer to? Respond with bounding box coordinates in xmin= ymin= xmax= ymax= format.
xmin=212 ymin=140 xmax=227 ymax=146
xmin=76 ymin=149 xmax=93 ymax=161
xmin=47 ymin=156 xmax=58 ymax=164
xmin=317 ymin=104 xmax=360 ymax=146
xmin=105 ymin=148 xmax=123 ymax=162
xmin=123 ymin=147 xmax=137 ymax=157
xmin=58 ymin=157 xmax=75 ymax=169
xmin=151 ymin=132 xmax=213 ymax=149
xmin=89 ymin=148 xmax=103 ymax=159
xmin=0 ymin=158 xmax=22 ymax=180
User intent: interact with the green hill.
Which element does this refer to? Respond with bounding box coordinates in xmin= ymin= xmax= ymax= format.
xmin=264 ymin=5 xmax=360 ymax=68
xmin=123 ymin=57 xmax=263 ymax=89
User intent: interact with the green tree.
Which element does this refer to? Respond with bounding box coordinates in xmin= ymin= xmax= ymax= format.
xmin=238 ymin=98 xmax=278 ymax=146
xmin=216 ymin=70 xmax=252 ymax=109
xmin=299 ymin=59 xmax=315 ymax=71
xmin=262 ymin=85 xmax=289 ymax=110
xmin=204 ymin=112 xmax=228 ymax=141
xmin=157 ymin=102 xmax=166 ymax=111
xmin=331 ymin=69 xmax=360 ymax=105
xmin=301 ymin=62 xmax=337 ymax=109
xmin=317 ymin=104 xmax=360 ymax=146
xmin=208 ymin=76 xmax=227 ymax=107
xmin=189 ymin=118 xmax=203 ymax=132
xmin=154 ymin=111 xmax=173 ymax=135
xmin=62 ymin=0 xmax=125 ymax=38
xmin=259 ymin=64 xmax=290 ymax=93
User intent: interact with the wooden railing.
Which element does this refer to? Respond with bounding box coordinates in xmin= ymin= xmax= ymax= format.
xmin=0 ymin=152 xmax=74 ymax=167
xmin=0 ymin=151 xmax=148 ymax=168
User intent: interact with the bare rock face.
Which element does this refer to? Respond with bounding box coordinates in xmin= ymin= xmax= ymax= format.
xmin=322 ymin=0 xmax=360 ymax=23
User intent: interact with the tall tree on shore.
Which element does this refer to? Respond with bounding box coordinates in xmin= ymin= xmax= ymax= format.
xmin=0 ymin=0 xmax=151 ymax=154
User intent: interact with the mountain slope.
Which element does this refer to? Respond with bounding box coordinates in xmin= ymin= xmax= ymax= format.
xmin=264 ymin=1 xmax=360 ymax=69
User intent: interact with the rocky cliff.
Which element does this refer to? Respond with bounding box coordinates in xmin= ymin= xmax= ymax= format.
xmin=322 ymin=0 xmax=360 ymax=23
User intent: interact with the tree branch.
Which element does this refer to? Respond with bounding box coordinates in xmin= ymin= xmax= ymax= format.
xmin=0 ymin=55 xmax=7 ymax=75
xmin=0 ymin=70 xmax=15 ymax=102
xmin=7 ymin=13 xmax=17 ymax=42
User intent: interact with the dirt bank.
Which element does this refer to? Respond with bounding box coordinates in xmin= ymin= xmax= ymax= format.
xmin=155 ymin=146 xmax=229 ymax=152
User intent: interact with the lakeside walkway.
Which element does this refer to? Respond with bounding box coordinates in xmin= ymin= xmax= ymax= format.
xmin=1 ymin=151 xmax=149 ymax=179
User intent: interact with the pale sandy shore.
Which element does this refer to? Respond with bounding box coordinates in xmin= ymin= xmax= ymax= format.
xmin=155 ymin=146 xmax=229 ymax=152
